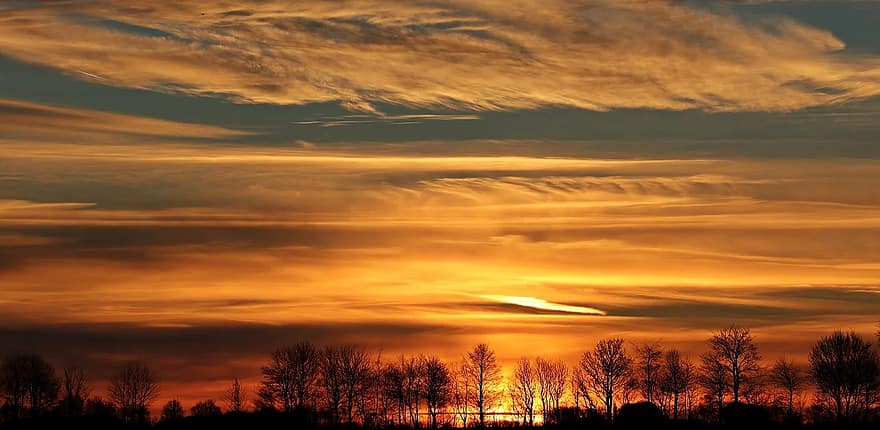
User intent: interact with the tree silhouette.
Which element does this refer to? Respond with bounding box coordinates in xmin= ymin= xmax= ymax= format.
xmin=291 ymin=342 xmax=321 ymax=411
xmin=58 ymin=366 xmax=90 ymax=417
xmin=160 ymin=399 xmax=185 ymax=423
xmin=364 ymin=352 xmax=385 ymax=426
xmin=509 ymin=357 xmax=537 ymax=426
xmin=401 ymin=355 xmax=423 ymax=427
xmin=190 ymin=399 xmax=222 ymax=417
xmin=570 ymin=366 xmax=582 ymax=413
xmin=465 ymin=343 xmax=503 ymax=427
xmin=809 ymin=330 xmax=880 ymax=423
xmin=321 ymin=345 xmax=345 ymax=424
xmin=535 ymin=356 xmax=567 ymax=424
xmin=84 ymin=396 xmax=117 ymax=419
xmin=699 ymin=350 xmax=729 ymax=420
xmin=704 ymin=326 xmax=761 ymax=404
xmin=769 ymin=358 xmax=805 ymax=418
xmin=450 ymin=360 xmax=473 ymax=428
xmin=579 ymin=338 xmax=632 ymax=421
xmin=339 ymin=345 xmax=371 ymax=424
xmin=374 ymin=362 xmax=399 ymax=427
xmin=0 ymin=354 xmax=59 ymax=419
xmin=570 ymin=364 xmax=598 ymax=414
xmin=223 ymin=377 xmax=248 ymax=413
xmin=6 ymin=330 xmax=880 ymax=428
xmin=659 ymin=349 xmax=694 ymax=421
xmin=254 ymin=385 xmax=276 ymax=413
xmin=635 ymin=343 xmax=662 ymax=405
xmin=261 ymin=342 xmax=320 ymax=413
xmin=422 ymin=356 xmax=451 ymax=429
xmin=381 ymin=360 xmax=405 ymax=426
xmin=108 ymin=361 xmax=159 ymax=424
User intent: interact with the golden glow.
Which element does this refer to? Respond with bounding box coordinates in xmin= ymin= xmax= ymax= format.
xmin=1 ymin=2 xmax=879 ymax=410
xmin=484 ymin=296 xmax=607 ymax=316
xmin=1 ymin=1 xmax=879 ymax=112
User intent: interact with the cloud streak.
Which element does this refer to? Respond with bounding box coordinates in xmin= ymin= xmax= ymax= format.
xmin=1 ymin=1 xmax=879 ymax=112
xmin=484 ymin=296 xmax=607 ymax=316
xmin=0 ymin=98 xmax=250 ymax=140
xmin=293 ymin=113 xmax=481 ymax=127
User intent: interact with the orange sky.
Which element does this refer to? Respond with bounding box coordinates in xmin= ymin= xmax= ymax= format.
xmin=1 ymin=0 xmax=879 ymax=410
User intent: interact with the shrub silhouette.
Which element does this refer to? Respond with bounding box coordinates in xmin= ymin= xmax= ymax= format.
xmin=722 ymin=402 xmax=772 ymax=427
xmin=616 ymin=401 xmax=665 ymax=429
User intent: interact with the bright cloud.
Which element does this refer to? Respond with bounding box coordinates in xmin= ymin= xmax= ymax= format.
xmin=484 ymin=296 xmax=607 ymax=315
xmin=1 ymin=1 xmax=879 ymax=112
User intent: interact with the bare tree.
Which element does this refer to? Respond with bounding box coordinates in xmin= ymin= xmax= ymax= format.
xmin=339 ymin=345 xmax=371 ymax=424
xmin=570 ymin=366 xmax=582 ymax=413
xmin=536 ymin=357 xmax=567 ymax=424
xmin=548 ymin=359 xmax=569 ymax=423
xmin=191 ymin=399 xmax=222 ymax=417
xmin=740 ymin=370 xmax=771 ymax=406
xmin=321 ymin=346 xmax=345 ymax=425
xmin=261 ymin=348 xmax=295 ymax=412
xmin=377 ymin=362 xmax=401 ymax=427
xmin=0 ymin=354 xmax=59 ymax=418
xmin=620 ymin=373 xmax=641 ymax=406
xmin=579 ymin=338 xmax=632 ymax=421
xmin=704 ymin=326 xmax=761 ymax=404
xmin=571 ymin=365 xmax=597 ymax=414
xmin=423 ymin=356 xmax=451 ymax=429
xmin=699 ymin=351 xmax=729 ymax=419
xmin=223 ymin=377 xmax=248 ymax=413
xmin=451 ymin=360 xmax=473 ymax=428
xmin=659 ymin=349 xmax=694 ymax=421
xmin=363 ymin=352 xmax=384 ymax=426
xmin=254 ymin=384 xmax=277 ymax=412
xmin=261 ymin=342 xmax=320 ymax=413
xmin=810 ymin=331 xmax=880 ymax=423
xmin=466 ymin=343 xmax=504 ymax=427
xmin=509 ymin=357 xmax=537 ymax=426
xmin=635 ymin=343 xmax=663 ymax=404
xmin=401 ymin=355 xmax=424 ymax=427
xmin=384 ymin=360 xmax=406 ymax=426
xmin=291 ymin=342 xmax=321 ymax=410
xmin=108 ymin=361 xmax=159 ymax=424
xmin=160 ymin=399 xmax=185 ymax=422
xmin=59 ymin=366 xmax=90 ymax=416
xmin=769 ymin=358 xmax=805 ymax=417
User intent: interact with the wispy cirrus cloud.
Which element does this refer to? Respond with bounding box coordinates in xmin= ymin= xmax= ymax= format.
xmin=293 ymin=113 xmax=481 ymax=127
xmin=0 ymin=98 xmax=250 ymax=140
xmin=1 ymin=1 xmax=879 ymax=112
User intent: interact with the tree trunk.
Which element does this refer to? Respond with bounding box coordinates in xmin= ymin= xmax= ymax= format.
xmin=673 ymin=393 xmax=679 ymax=421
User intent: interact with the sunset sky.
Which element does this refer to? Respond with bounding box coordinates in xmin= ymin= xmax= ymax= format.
xmin=1 ymin=0 xmax=879 ymax=406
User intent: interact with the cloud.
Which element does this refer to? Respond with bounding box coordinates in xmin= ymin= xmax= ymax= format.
xmin=0 ymin=98 xmax=250 ymax=140
xmin=1 ymin=1 xmax=879 ymax=112
xmin=723 ymin=1 xmax=880 ymax=3
xmin=293 ymin=113 xmax=481 ymax=127
xmin=2 ymin=120 xmax=880 ymax=401
xmin=483 ymin=296 xmax=606 ymax=315
xmin=0 ymin=139 xmax=714 ymax=174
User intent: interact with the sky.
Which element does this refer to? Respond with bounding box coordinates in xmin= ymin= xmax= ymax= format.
xmin=1 ymin=0 xmax=879 ymax=407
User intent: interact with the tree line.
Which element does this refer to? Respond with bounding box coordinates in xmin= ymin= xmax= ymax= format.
xmin=1 ymin=326 xmax=878 ymax=429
